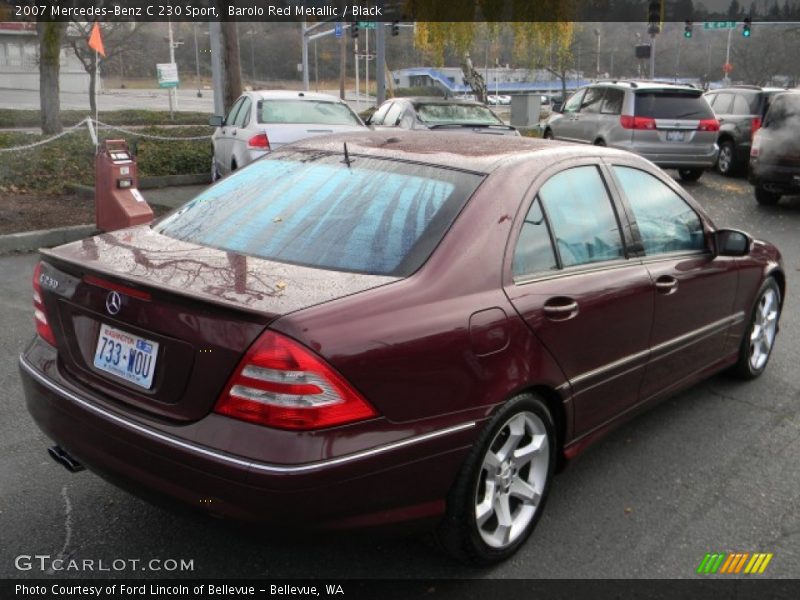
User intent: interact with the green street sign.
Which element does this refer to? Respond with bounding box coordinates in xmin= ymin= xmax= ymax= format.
xmin=357 ymin=21 xmax=376 ymax=29
xmin=703 ymin=21 xmax=737 ymax=30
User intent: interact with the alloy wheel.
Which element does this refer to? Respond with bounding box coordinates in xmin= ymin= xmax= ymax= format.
xmin=749 ymin=287 xmax=779 ymax=371
xmin=474 ymin=411 xmax=549 ymax=549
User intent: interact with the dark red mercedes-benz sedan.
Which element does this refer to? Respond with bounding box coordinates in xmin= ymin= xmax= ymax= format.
xmin=20 ymin=132 xmax=784 ymax=564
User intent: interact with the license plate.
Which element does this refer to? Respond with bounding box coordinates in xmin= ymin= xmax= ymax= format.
xmin=93 ymin=324 xmax=159 ymax=389
xmin=666 ymin=130 xmax=685 ymax=142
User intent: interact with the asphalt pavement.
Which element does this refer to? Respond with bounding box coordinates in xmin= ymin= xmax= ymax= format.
xmin=0 ymin=171 xmax=798 ymax=580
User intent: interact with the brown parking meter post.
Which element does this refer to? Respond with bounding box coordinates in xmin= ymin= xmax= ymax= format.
xmin=95 ymin=139 xmax=154 ymax=232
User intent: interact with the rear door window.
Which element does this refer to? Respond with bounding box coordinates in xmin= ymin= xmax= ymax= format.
xmin=512 ymin=198 xmax=558 ymax=278
xmin=709 ymin=93 xmax=732 ymax=114
xmin=538 ymin=166 xmax=625 ymax=267
xmin=764 ymin=94 xmax=800 ymax=127
xmin=635 ymin=91 xmax=714 ymax=120
xmin=731 ymin=94 xmax=751 ymax=116
xmin=601 ymin=89 xmax=624 ymax=115
xmin=155 ymin=153 xmax=484 ymax=276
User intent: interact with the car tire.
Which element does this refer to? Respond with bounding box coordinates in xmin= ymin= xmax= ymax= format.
xmin=717 ymin=140 xmax=739 ymax=176
xmin=755 ymin=186 xmax=781 ymax=205
xmin=678 ymin=168 xmax=703 ymax=182
xmin=593 ymin=139 xmax=606 ymax=146
xmin=543 ymin=129 xmax=554 ymax=140
xmin=729 ymin=278 xmax=781 ymax=380
xmin=436 ymin=393 xmax=555 ymax=565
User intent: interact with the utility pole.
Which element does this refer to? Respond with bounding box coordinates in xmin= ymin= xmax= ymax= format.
xmin=647 ymin=1 xmax=661 ymax=79
xmin=209 ymin=21 xmax=224 ymax=116
xmin=594 ymin=28 xmax=601 ymax=80
xmin=339 ymin=32 xmax=346 ymax=100
xmin=724 ymin=26 xmax=733 ymax=85
xmin=301 ymin=21 xmax=309 ymax=90
xmin=167 ymin=18 xmax=178 ymax=116
xmin=376 ymin=22 xmax=385 ymax=105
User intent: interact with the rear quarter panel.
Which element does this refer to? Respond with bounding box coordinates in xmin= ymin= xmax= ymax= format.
xmin=271 ymin=157 xmax=571 ymax=426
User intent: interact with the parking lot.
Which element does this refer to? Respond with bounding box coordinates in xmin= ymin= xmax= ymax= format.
xmin=1 ymin=170 xmax=798 ymax=580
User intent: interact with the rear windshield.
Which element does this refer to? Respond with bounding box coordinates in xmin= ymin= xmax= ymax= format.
xmin=155 ymin=153 xmax=483 ymax=276
xmin=258 ymin=99 xmax=363 ymax=126
xmin=634 ymin=92 xmax=713 ymax=120
xmin=416 ymin=103 xmax=503 ymax=125
xmin=764 ymin=94 xmax=800 ymax=127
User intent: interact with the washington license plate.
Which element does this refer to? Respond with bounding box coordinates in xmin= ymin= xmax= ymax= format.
xmin=93 ymin=324 xmax=159 ymax=389
xmin=666 ymin=130 xmax=685 ymax=142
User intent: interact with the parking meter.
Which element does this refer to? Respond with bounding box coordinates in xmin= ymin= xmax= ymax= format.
xmin=95 ymin=139 xmax=153 ymax=232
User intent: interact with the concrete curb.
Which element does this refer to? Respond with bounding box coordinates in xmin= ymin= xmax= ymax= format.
xmin=67 ymin=173 xmax=211 ymax=198
xmin=0 ymin=225 xmax=97 ymax=256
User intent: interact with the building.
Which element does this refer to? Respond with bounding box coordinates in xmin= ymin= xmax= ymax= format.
xmin=392 ymin=67 xmax=591 ymax=98
xmin=0 ymin=22 xmax=89 ymax=94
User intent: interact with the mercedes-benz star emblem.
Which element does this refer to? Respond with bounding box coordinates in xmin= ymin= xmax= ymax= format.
xmin=105 ymin=291 xmax=122 ymax=315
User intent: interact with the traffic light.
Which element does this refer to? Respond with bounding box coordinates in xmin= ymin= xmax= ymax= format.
xmin=684 ymin=20 xmax=693 ymax=38
xmin=391 ymin=21 xmax=399 ymax=36
xmin=647 ymin=1 xmax=661 ymax=35
xmin=743 ymin=17 xmax=752 ymax=37
xmin=351 ymin=22 xmax=359 ymax=39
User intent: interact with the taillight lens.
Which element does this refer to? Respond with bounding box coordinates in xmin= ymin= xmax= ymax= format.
xmin=215 ymin=331 xmax=377 ymax=430
xmin=620 ymin=115 xmax=656 ymax=130
xmin=751 ymin=130 xmax=762 ymax=158
xmin=751 ymin=117 xmax=762 ymax=139
xmin=32 ymin=262 xmax=57 ymax=347
xmin=247 ymin=132 xmax=270 ymax=150
xmin=697 ymin=119 xmax=720 ymax=132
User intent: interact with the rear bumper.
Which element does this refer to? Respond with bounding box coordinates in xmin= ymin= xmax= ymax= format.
xmin=748 ymin=161 xmax=800 ymax=191
xmin=616 ymin=142 xmax=719 ymax=169
xmin=19 ymin=341 xmax=477 ymax=530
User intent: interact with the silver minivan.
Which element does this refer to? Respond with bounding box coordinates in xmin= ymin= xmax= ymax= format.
xmin=544 ymin=81 xmax=719 ymax=181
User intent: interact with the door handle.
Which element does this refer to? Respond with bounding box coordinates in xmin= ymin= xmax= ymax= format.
xmin=543 ymin=298 xmax=579 ymax=320
xmin=655 ymin=275 xmax=678 ymax=294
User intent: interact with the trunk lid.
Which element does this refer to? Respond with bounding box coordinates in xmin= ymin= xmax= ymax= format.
xmin=262 ymin=123 xmax=366 ymax=150
xmin=40 ymin=226 xmax=396 ymax=422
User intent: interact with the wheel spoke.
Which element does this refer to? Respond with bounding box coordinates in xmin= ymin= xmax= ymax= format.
xmin=482 ymin=450 xmax=502 ymax=475
xmin=513 ymin=434 xmax=545 ymax=467
xmin=476 ymin=490 xmax=495 ymax=527
xmin=509 ymin=478 xmax=540 ymax=505
xmin=494 ymin=493 xmax=513 ymax=528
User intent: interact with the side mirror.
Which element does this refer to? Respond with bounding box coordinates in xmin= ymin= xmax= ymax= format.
xmin=208 ymin=115 xmax=224 ymax=127
xmin=715 ymin=228 xmax=751 ymax=257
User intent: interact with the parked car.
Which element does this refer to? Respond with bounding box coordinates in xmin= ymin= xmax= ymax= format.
xmin=21 ymin=132 xmax=783 ymax=565
xmin=748 ymin=90 xmax=800 ymax=205
xmin=543 ymin=80 xmax=719 ymax=181
xmin=704 ymin=85 xmax=785 ymax=176
xmin=209 ymin=90 xmax=366 ymax=180
xmin=487 ymin=94 xmax=511 ymax=106
xmin=368 ymin=96 xmax=519 ymax=136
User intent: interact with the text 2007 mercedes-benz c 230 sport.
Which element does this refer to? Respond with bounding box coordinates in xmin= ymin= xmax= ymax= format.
xmin=20 ymin=132 xmax=784 ymax=564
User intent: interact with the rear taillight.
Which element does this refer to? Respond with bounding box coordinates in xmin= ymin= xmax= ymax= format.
xmin=620 ymin=115 xmax=656 ymax=130
xmin=214 ymin=331 xmax=377 ymax=430
xmin=751 ymin=117 xmax=762 ymax=139
xmin=751 ymin=130 xmax=762 ymax=157
xmin=697 ymin=119 xmax=720 ymax=132
xmin=247 ymin=132 xmax=270 ymax=150
xmin=32 ymin=262 xmax=56 ymax=347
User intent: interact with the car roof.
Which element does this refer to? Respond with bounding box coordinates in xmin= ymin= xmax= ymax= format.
xmin=285 ymin=130 xmax=635 ymax=174
xmin=391 ymin=96 xmax=486 ymax=106
xmin=248 ymin=90 xmax=347 ymax=102
xmin=592 ymin=80 xmax=701 ymax=92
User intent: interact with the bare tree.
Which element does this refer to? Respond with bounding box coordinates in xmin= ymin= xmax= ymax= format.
xmin=66 ymin=21 xmax=142 ymax=114
xmin=221 ymin=22 xmax=243 ymax=110
xmin=37 ymin=21 xmax=66 ymax=135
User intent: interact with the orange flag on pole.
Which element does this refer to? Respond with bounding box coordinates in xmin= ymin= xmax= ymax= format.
xmin=87 ymin=22 xmax=105 ymax=57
